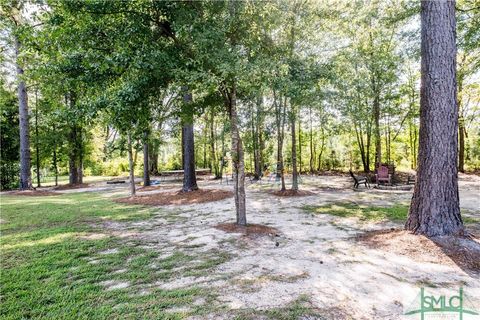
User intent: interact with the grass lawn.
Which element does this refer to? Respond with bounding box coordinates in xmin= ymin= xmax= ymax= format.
xmin=0 ymin=193 xmax=213 ymax=320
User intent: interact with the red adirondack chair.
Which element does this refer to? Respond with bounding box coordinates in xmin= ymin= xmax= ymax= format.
xmin=376 ymin=165 xmax=391 ymax=185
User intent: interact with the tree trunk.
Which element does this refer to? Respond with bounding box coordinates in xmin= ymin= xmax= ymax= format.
xmin=309 ymin=106 xmax=314 ymax=174
xmin=35 ymin=90 xmax=41 ymax=188
xmin=143 ymin=131 xmax=150 ymax=186
xmin=459 ymin=118 xmax=465 ymax=173
xmin=219 ymin=121 xmax=226 ymax=179
xmin=15 ymin=36 xmax=32 ymax=190
xmin=181 ymin=89 xmax=198 ymax=192
xmin=373 ymin=93 xmax=381 ymax=167
xmin=226 ymin=82 xmax=246 ymax=226
xmin=275 ymin=94 xmax=287 ymax=191
xmin=127 ymin=133 xmax=136 ymax=197
xmin=405 ymin=0 xmax=463 ymax=237
xmin=52 ymin=124 xmax=58 ymax=186
xmin=203 ymin=117 xmax=208 ymax=169
xmin=209 ymin=107 xmax=219 ymax=178
xmin=77 ymin=130 xmax=83 ymax=184
xmin=291 ymin=102 xmax=299 ymax=191
xmin=253 ymin=95 xmax=264 ymax=180
xmin=68 ymin=125 xmax=79 ymax=185
xmin=298 ymin=113 xmax=302 ymax=174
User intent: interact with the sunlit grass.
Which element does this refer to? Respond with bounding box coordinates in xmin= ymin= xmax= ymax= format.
xmin=303 ymin=202 xmax=408 ymax=222
xmin=0 ymin=192 xmax=220 ymax=319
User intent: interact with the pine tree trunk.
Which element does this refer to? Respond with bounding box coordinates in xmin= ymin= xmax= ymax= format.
xmin=127 ymin=133 xmax=136 ymax=197
xmin=227 ymin=82 xmax=246 ymax=226
xmin=181 ymin=89 xmax=198 ymax=192
xmin=15 ymin=36 xmax=32 ymax=190
xmin=143 ymin=131 xmax=150 ymax=186
xmin=405 ymin=0 xmax=463 ymax=237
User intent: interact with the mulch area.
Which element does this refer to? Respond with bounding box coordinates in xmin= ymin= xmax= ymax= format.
xmin=357 ymin=229 xmax=480 ymax=275
xmin=270 ymin=189 xmax=316 ymax=197
xmin=114 ymin=188 xmax=233 ymax=206
xmin=6 ymin=190 xmax=60 ymax=196
xmin=54 ymin=183 xmax=90 ymax=190
xmin=215 ymin=222 xmax=280 ymax=237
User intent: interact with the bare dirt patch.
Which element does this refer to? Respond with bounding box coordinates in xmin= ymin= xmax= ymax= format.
xmin=6 ymin=190 xmax=59 ymax=196
xmin=215 ymin=223 xmax=280 ymax=237
xmin=54 ymin=183 xmax=90 ymax=190
xmin=270 ymin=189 xmax=316 ymax=197
xmin=115 ymin=189 xmax=233 ymax=206
xmin=357 ymin=229 xmax=480 ymax=274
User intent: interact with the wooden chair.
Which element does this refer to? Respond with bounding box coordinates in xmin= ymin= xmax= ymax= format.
xmin=375 ymin=165 xmax=392 ymax=185
xmin=349 ymin=170 xmax=369 ymax=189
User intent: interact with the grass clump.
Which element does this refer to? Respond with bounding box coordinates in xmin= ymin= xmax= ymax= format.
xmin=303 ymin=202 xmax=408 ymax=222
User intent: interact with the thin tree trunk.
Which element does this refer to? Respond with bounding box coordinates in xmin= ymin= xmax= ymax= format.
xmin=309 ymin=106 xmax=314 ymax=174
xmin=406 ymin=0 xmax=463 ymax=236
xmin=143 ymin=130 xmax=150 ymax=186
xmin=373 ymin=93 xmax=381 ymax=167
xmin=459 ymin=119 xmax=465 ymax=173
xmin=291 ymin=102 xmax=298 ymax=191
xmin=127 ymin=133 xmax=136 ymax=197
xmin=15 ymin=36 xmax=31 ymax=190
xmin=181 ymin=88 xmax=198 ymax=192
xmin=203 ymin=117 xmax=208 ymax=168
xmin=226 ymin=81 xmax=246 ymax=225
xmin=209 ymin=107 xmax=219 ymax=178
xmin=219 ymin=121 xmax=226 ymax=179
xmin=35 ymin=89 xmax=41 ymax=188
xmin=298 ymin=113 xmax=302 ymax=174
xmin=77 ymin=129 xmax=83 ymax=184
xmin=52 ymin=124 xmax=58 ymax=186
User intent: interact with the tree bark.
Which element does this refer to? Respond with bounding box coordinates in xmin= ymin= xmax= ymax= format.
xmin=181 ymin=89 xmax=198 ymax=192
xmin=68 ymin=125 xmax=79 ymax=185
xmin=298 ymin=113 xmax=302 ymax=174
xmin=35 ymin=90 xmax=41 ymax=188
xmin=127 ymin=133 xmax=136 ymax=197
xmin=405 ymin=0 xmax=464 ymax=237
xmin=373 ymin=93 xmax=381 ymax=167
xmin=143 ymin=130 xmax=150 ymax=186
xmin=226 ymin=81 xmax=246 ymax=226
xmin=309 ymin=106 xmax=314 ymax=174
xmin=274 ymin=93 xmax=287 ymax=191
xmin=291 ymin=102 xmax=299 ymax=191
xmin=209 ymin=107 xmax=219 ymax=178
xmin=15 ymin=36 xmax=32 ymax=190
xmin=459 ymin=118 xmax=465 ymax=173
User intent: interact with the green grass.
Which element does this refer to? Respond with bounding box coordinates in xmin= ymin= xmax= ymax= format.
xmin=302 ymin=202 xmax=408 ymax=222
xmin=0 ymin=193 xmax=221 ymax=319
xmin=303 ymin=202 xmax=479 ymax=226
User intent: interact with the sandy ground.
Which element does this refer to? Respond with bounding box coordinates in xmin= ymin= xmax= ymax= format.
xmin=37 ymin=174 xmax=480 ymax=318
